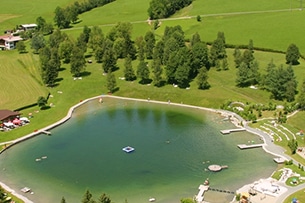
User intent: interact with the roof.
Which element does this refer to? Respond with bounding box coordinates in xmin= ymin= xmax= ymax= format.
xmin=20 ymin=24 xmax=37 ymax=28
xmin=0 ymin=110 xmax=20 ymax=121
xmin=0 ymin=35 xmax=22 ymax=42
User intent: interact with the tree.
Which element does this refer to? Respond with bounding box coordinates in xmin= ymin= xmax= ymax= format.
xmin=242 ymin=49 xmax=254 ymax=67
xmin=31 ymin=33 xmax=46 ymax=54
xmin=49 ymin=29 xmax=65 ymax=48
xmin=82 ymin=190 xmax=95 ymax=203
xmin=98 ymin=193 xmax=111 ymax=203
xmin=286 ymin=43 xmax=300 ymax=65
xmin=174 ymin=62 xmax=190 ymax=88
xmin=152 ymin=58 xmax=163 ymax=87
xmin=222 ymin=57 xmax=229 ymax=70
xmin=190 ymin=32 xmax=201 ymax=47
xmin=61 ymin=197 xmax=66 ymax=203
xmin=70 ymin=46 xmax=86 ymax=77
xmin=288 ymin=139 xmax=298 ymax=154
xmin=137 ymin=60 xmax=150 ymax=84
xmin=209 ymin=31 xmax=226 ymax=65
xmin=180 ymin=198 xmax=195 ymax=203
xmin=106 ymin=69 xmax=117 ymax=93
xmin=196 ymin=15 xmax=201 ymax=22
xmin=102 ymin=39 xmax=117 ymax=73
xmin=190 ymin=41 xmax=209 ymax=77
xmin=144 ymin=31 xmax=155 ymax=59
xmin=54 ymin=6 xmax=70 ymax=29
xmin=297 ymin=79 xmax=305 ymax=109
xmin=59 ymin=38 xmax=73 ymax=63
xmin=233 ymin=47 xmax=242 ymax=68
xmin=16 ymin=41 xmax=26 ymax=53
xmin=88 ymin=26 xmax=104 ymax=51
xmin=285 ymin=65 xmax=297 ymax=101
xmin=248 ymin=39 xmax=254 ymax=53
xmin=124 ymin=55 xmax=136 ymax=81
xmin=196 ymin=67 xmax=210 ymax=89
xmin=236 ymin=62 xmax=250 ymax=87
xmin=37 ymin=96 xmax=47 ymax=109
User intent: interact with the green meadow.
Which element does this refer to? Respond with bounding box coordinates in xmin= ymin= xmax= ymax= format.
xmin=1 ymin=0 xmax=305 ymax=202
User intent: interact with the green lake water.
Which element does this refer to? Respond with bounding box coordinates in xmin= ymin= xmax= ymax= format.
xmin=0 ymin=97 xmax=277 ymax=203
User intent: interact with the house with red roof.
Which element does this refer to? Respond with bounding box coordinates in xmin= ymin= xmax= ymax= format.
xmin=0 ymin=35 xmax=23 ymax=50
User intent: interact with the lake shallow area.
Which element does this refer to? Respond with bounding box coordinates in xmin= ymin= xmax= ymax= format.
xmin=0 ymin=97 xmax=277 ymax=203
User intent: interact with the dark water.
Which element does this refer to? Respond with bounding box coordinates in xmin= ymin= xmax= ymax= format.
xmin=0 ymin=97 xmax=277 ymax=203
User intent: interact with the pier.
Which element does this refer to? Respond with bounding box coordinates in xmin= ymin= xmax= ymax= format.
xmin=41 ymin=130 xmax=51 ymax=135
xmin=220 ymin=128 xmax=246 ymax=134
xmin=237 ymin=143 xmax=264 ymax=149
xmin=195 ymin=184 xmax=209 ymax=203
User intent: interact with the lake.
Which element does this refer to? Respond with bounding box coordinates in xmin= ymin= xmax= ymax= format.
xmin=0 ymin=97 xmax=277 ymax=203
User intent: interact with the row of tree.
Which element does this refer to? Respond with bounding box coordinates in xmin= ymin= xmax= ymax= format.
xmin=54 ymin=0 xmax=115 ymax=29
xmin=148 ymin=0 xmax=193 ymax=19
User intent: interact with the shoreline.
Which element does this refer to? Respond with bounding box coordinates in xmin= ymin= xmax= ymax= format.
xmin=0 ymin=95 xmax=296 ymax=203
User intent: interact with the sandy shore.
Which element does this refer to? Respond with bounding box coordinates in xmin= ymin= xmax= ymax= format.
xmin=0 ymin=95 xmax=298 ymax=203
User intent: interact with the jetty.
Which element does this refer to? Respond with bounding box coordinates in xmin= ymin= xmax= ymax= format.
xmin=41 ymin=130 xmax=51 ymax=135
xmin=220 ymin=128 xmax=246 ymax=134
xmin=237 ymin=143 xmax=264 ymax=149
xmin=195 ymin=184 xmax=209 ymax=203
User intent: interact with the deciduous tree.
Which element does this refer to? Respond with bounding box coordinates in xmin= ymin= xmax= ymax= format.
xmin=106 ymin=69 xmax=117 ymax=93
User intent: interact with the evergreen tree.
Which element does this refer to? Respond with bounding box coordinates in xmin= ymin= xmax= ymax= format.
xmin=152 ymin=58 xmax=163 ymax=87
xmin=222 ymin=57 xmax=229 ymax=70
xmin=190 ymin=32 xmax=201 ymax=47
xmin=196 ymin=67 xmax=210 ymax=89
xmin=137 ymin=60 xmax=150 ymax=84
xmin=124 ymin=55 xmax=136 ymax=81
xmin=248 ymin=39 xmax=254 ymax=53
xmin=248 ymin=60 xmax=260 ymax=85
xmin=286 ymin=43 xmax=300 ymax=65
xmin=236 ymin=62 xmax=250 ymax=87
xmin=242 ymin=49 xmax=254 ymax=67
xmin=106 ymin=69 xmax=117 ymax=93
xmin=98 ymin=193 xmax=111 ymax=203
xmin=233 ymin=47 xmax=242 ymax=68
xmin=209 ymin=31 xmax=226 ymax=65
xmin=144 ymin=31 xmax=155 ymax=59
xmin=215 ymin=59 xmax=221 ymax=71
xmin=297 ymin=79 xmax=305 ymax=109
xmin=285 ymin=65 xmax=297 ymax=101
xmin=82 ymin=190 xmax=95 ymax=203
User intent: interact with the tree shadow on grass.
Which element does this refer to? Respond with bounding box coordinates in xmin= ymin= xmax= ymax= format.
xmin=58 ymin=67 xmax=66 ymax=72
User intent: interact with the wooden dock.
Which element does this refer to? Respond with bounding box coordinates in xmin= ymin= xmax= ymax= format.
xmin=195 ymin=185 xmax=209 ymax=203
xmin=220 ymin=128 xmax=246 ymax=134
xmin=237 ymin=143 xmax=264 ymax=149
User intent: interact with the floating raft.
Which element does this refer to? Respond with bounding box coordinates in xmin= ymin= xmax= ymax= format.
xmin=122 ymin=146 xmax=135 ymax=153
xmin=208 ymin=165 xmax=228 ymax=172
xmin=237 ymin=144 xmax=264 ymax=149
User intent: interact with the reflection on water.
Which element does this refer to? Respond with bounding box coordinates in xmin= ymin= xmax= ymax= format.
xmin=0 ymin=97 xmax=277 ymax=203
